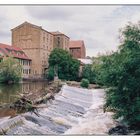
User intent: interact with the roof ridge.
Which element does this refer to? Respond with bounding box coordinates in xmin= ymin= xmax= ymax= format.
xmin=11 ymin=21 xmax=54 ymax=35
xmin=11 ymin=21 xmax=42 ymax=31
xmin=50 ymin=31 xmax=69 ymax=38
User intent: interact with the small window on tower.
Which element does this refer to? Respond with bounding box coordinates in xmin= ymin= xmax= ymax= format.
xmin=43 ymin=37 xmax=45 ymax=42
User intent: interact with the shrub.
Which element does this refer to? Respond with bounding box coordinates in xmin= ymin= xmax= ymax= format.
xmin=82 ymin=64 xmax=95 ymax=84
xmin=0 ymin=57 xmax=22 ymax=83
xmin=80 ymin=78 xmax=89 ymax=88
xmin=47 ymin=67 xmax=54 ymax=81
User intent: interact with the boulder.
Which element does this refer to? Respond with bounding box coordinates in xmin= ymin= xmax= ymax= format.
xmin=108 ymin=125 xmax=129 ymax=135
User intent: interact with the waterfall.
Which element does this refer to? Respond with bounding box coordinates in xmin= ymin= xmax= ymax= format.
xmin=0 ymin=85 xmax=116 ymax=135
xmin=64 ymin=89 xmax=116 ymax=135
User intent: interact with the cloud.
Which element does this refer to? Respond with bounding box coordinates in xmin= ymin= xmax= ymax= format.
xmin=0 ymin=5 xmax=140 ymax=57
xmin=26 ymin=6 xmax=74 ymax=20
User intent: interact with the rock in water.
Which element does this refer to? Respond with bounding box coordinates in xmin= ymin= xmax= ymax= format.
xmin=108 ymin=125 xmax=129 ymax=135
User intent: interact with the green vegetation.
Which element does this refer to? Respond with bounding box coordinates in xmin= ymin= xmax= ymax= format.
xmin=81 ymin=64 xmax=95 ymax=84
xmin=48 ymin=48 xmax=80 ymax=81
xmin=80 ymin=78 xmax=89 ymax=88
xmin=47 ymin=22 xmax=140 ymax=129
xmin=92 ymin=22 xmax=140 ymax=129
xmin=0 ymin=57 xmax=22 ymax=84
xmin=47 ymin=66 xmax=55 ymax=81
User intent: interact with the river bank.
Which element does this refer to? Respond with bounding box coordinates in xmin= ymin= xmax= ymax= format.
xmin=0 ymin=80 xmax=63 ymax=118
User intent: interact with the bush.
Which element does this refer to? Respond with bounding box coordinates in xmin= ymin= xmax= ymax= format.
xmin=80 ymin=78 xmax=89 ymax=88
xmin=47 ymin=67 xmax=54 ymax=81
xmin=82 ymin=64 xmax=95 ymax=84
xmin=0 ymin=57 xmax=22 ymax=83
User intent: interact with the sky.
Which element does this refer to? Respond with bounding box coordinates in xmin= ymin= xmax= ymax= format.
xmin=0 ymin=5 xmax=140 ymax=57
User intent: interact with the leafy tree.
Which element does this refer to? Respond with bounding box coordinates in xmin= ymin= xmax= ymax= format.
xmin=94 ymin=22 xmax=140 ymax=129
xmin=46 ymin=66 xmax=55 ymax=81
xmin=82 ymin=64 xmax=95 ymax=84
xmin=0 ymin=57 xmax=22 ymax=83
xmin=48 ymin=48 xmax=80 ymax=81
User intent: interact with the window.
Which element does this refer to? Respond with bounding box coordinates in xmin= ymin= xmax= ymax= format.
xmin=28 ymin=61 xmax=31 ymax=66
xmin=43 ymin=37 xmax=45 ymax=42
xmin=35 ymin=70 xmax=37 ymax=74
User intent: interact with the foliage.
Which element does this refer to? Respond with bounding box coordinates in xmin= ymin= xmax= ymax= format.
xmin=80 ymin=78 xmax=89 ymax=88
xmin=0 ymin=57 xmax=22 ymax=83
xmin=48 ymin=48 xmax=80 ymax=81
xmin=81 ymin=64 xmax=96 ymax=84
xmin=46 ymin=66 xmax=55 ymax=81
xmin=93 ymin=22 xmax=140 ymax=129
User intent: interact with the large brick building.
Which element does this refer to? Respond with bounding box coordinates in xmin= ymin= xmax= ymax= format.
xmin=0 ymin=43 xmax=31 ymax=79
xmin=10 ymin=21 xmax=86 ymax=79
xmin=11 ymin=22 xmax=54 ymax=78
xmin=50 ymin=31 xmax=69 ymax=51
xmin=69 ymin=40 xmax=86 ymax=59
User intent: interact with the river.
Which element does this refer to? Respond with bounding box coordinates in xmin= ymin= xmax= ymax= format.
xmin=0 ymin=84 xmax=116 ymax=135
xmin=0 ymin=82 xmax=48 ymax=117
xmin=0 ymin=82 xmax=48 ymax=105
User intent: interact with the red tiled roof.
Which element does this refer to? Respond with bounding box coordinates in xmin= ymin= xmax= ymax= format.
xmin=69 ymin=40 xmax=84 ymax=48
xmin=0 ymin=43 xmax=31 ymax=60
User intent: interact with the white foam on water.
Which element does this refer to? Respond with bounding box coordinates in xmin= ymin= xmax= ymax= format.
xmin=0 ymin=86 xmax=116 ymax=135
xmin=64 ymin=89 xmax=116 ymax=135
xmin=51 ymin=117 xmax=75 ymax=126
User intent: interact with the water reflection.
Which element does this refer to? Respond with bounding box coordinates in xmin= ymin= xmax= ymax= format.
xmin=0 ymin=82 xmax=48 ymax=105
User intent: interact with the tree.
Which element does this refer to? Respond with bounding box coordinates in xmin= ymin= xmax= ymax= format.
xmin=94 ymin=22 xmax=140 ymax=129
xmin=48 ymin=48 xmax=80 ymax=81
xmin=81 ymin=64 xmax=95 ymax=84
xmin=0 ymin=57 xmax=22 ymax=83
xmin=46 ymin=66 xmax=55 ymax=81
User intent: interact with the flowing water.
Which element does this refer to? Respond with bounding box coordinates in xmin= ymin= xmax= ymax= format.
xmin=0 ymin=85 xmax=116 ymax=135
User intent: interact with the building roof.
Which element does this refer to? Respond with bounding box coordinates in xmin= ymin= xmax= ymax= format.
xmin=78 ymin=58 xmax=92 ymax=65
xmin=69 ymin=40 xmax=84 ymax=49
xmin=0 ymin=43 xmax=31 ymax=60
xmin=11 ymin=21 xmax=41 ymax=31
xmin=50 ymin=31 xmax=63 ymax=35
xmin=50 ymin=31 xmax=69 ymax=38
xmin=11 ymin=21 xmax=54 ymax=35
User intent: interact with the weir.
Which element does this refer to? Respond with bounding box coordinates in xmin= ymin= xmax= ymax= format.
xmin=0 ymin=85 xmax=116 ymax=135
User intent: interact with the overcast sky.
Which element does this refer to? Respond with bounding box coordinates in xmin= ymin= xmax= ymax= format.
xmin=0 ymin=5 xmax=140 ymax=56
